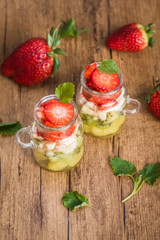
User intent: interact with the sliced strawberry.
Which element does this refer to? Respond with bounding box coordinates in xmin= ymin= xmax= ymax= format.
xmin=84 ymin=63 xmax=97 ymax=79
xmin=91 ymin=69 xmax=120 ymax=92
xmin=36 ymin=110 xmax=46 ymax=121
xmin=40 ymin=99 xmax=56 ymax=107
xmin=37 ymin=123 xmax=77 ymax=141
xmin=43 ymin=120 xmax=56 ymax=128
xmin=86 ymin=78 xmax=103 ymax=92
xmin=98 ymin=100 xmax=117 ymax=111
xmin=44 ymin=100 xmax=74 ymax=127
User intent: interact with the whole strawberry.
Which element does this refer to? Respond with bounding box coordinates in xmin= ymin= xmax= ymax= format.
xmin=107 ymin=23 xmax=155 ymax=52
xmin=1 ymin=26 xmax=65 ymax=86
xmin=145 ymin=84 xmax=160 ymax=119
xmin=1 ymin=19 xmax=90 ymax=86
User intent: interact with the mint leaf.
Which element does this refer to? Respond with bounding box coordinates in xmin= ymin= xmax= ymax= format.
xmin=98 ymin=59 xmax=119 ymax=74
xmin=59 ymin=18 xmax=90 ymax=38
xmin=110 ymin=157 xmax=137 ymax=177
xmin=110 ymin=157 xmax=160 ymax=202
xmin=52 ymin=57 xmax=60 ymax=77
xmin=139 ymin=163 xmax=160 ymax=186
xmin=62 ymin=191 xmax=92 ymax=211
xmin=54 ymin=48 xmax=67 ymax=56
xmin=0 ymin=121 xmax=22 ymax=135
xmin=55 ymin=82 xmax=75 ymax=104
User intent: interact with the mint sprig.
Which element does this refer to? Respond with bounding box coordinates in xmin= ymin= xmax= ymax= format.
xmin=55 ymin=82 xmax=75 ymax=104
xmin=110 ymin=157 xmax=160 ymax=202
xmin=62 ymin=191 xmax=93 ymax=211
xmin=0 ymin=121 xmax=22 ymax=135
xmin=98 ymin=59 xmax=119 ymax=74
xmin=59 ymin=18 xmax=90 ymax=38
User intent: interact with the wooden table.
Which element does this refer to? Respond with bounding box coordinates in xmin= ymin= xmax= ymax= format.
xmin=1 ymin=0 xmax=160 ymax=239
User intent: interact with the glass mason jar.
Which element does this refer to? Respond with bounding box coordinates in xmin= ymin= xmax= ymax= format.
xmin=16 ymin=95 xmax=84 ymax=172
xmin=76 ymin=62 xmax=141 ymax=138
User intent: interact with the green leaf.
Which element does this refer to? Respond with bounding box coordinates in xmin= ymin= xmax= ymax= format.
xmin=47 ymin=52 xmax=55 ymax=58
xmin=98 ymin=59 xmax=119 ymax=75
xmin=149 ymin=38 xmax=155 ymax=47
xmin=54 ymin=48 xmax=67 ymax=56
xmin=52 ymin=24 xmax=61 ymax=47
xmin=59 ymin=18 xmax=90 ymax=38
xmin=110 ymin=157 xmax=137 ymax=177
xmin=52 ymin=57 xmax=60 ymax=77
xmin=54 ymin=36 xmax=61 ymax=47
xmin=46 ymin=33 xmax=54 ymax=47
xmin=145 ymin=84 xmax=160 ymax=104
xmin=55 ymin=82 xmax=75 ymax=104
xmin=50 ymin=26 xmax=54 ymax=36
xmin=139 ymin=163 xmax=160 ymax=186
xmin=59 ymin=18 xmax=75 ymax=38
xmin=0 ymin=121 xmax=22 ymax=135
xmin=144 ymin=93 xmax=151 ymax=104
xmin=62 ymin=191 xmax=91 ymax=211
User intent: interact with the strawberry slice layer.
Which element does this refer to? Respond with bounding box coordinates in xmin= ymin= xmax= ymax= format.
xmin=37 ymin=123 xmax=77 ymax=142
xmin=44 ymin=100 xmax=74 ymax=127
xmin=91 ymin=69 xmax=120 ymax=92
xmin=98 ymin=100 xmax=118 ymax=111
xmin=84 ymin=63 xmax=97 ymax=79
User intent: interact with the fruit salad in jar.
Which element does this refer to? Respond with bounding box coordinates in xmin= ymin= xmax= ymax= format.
xmin=76 ymin=60 xmax=140 ymax=138
xmin=16 ymin=83 xmax=84 ymax=172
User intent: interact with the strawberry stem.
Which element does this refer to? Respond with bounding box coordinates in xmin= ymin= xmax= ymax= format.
xmin=145 ymin=23 xmax=155 ymax=47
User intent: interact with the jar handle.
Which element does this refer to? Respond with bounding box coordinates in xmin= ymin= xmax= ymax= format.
xmin=16 ymin=126 xmax=36 ymax=149
xmin=125 ymin=96 xmax=141 ymax=115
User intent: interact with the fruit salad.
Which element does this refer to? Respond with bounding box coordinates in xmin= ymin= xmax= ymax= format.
xmin=16 ymin=83 xmax=84 ymax=172
xmin=76 ymin=60 xmax=128 ymax=137
xmin=32 ymin=94 xmax=84 ymax=171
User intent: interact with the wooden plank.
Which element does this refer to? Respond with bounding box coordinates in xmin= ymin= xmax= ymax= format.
xmin=0 ymin=0 xmax=69 ymax=240
xmin=110 ymin=0 xmax=160 ymax=239
xmin=68 ymin=0 xmax=125 ymax=239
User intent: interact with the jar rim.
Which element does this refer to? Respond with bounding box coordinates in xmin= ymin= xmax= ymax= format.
xmin=80 ymin=62 xmax=124 ymax=95
xmin=34 ymin=94 xmax=78 ymax=131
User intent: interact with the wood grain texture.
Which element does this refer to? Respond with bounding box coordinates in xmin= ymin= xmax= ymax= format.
xmin=0 ymin=0 xmax=160 ymax=239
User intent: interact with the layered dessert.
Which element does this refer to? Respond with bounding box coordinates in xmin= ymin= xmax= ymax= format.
xmin=76 ymin=60 xmax=127 ymax=137
xmin=31 ymin=83 xmax=84 ymax=171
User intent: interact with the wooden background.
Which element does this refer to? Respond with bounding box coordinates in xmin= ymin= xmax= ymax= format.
xmin=0 ymin=0 xmax=160 ymax=239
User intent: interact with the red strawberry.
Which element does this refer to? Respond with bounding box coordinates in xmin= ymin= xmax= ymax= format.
xmin=36 ymin=109 xmax=46 ymax=121
xmin=43 ymin=120 xmax=56 ymax=128
xmin=91 ymin=69 xmax=120 ymax=92
xmin=107 ymin=23 xmax=155 ymax=52
xmin=84 ymin=63 xmax=97 ymax=79
xmin=44 ymin=100 xmax=74 ymax=127
xmin=86 ymin=78 xmax=104 ymax=92
xmin=145 ymin=84 xmax=160 ymax=119
xmin=88 ymin=91 xmax=121 ymax=105
xmin=1 ymin=26 xmax=66 ymax=86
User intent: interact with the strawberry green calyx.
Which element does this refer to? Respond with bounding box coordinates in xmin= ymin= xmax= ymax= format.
xmin=144 ymin=23 xmax=155 ymax=47
xmin=46 ymin=24 xmax=66 ymax=77
xmin=46 ymin=18 xmax=90 ymax=77
xmin=145 ymin=84 xmax=160 ymax=104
